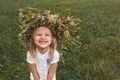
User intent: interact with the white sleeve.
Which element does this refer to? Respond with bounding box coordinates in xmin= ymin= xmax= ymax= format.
xmin=26 ymin=52 xmax=35 ymax=64
xmin=50 ymin=50 xmax=60 ymax=64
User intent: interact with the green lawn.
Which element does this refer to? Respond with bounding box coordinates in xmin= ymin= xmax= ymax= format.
xmin=0 ymin=0 xmax=120 ymax=80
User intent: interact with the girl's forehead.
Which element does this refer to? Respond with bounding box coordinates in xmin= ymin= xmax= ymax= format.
xmin=34 ymin=26 xmax=52 ymax=34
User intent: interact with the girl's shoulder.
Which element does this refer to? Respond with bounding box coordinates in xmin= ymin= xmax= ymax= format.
xmin=50 ymin=50 xmax=60 ymax=64
xmin=53 ymin=50 xmax=60 ymax=58
xmin=26 ymin=51 xmax=30 ymax=55
xmin=54 ymin=50 xmax=59 ymax=55
xmin=27 ymin=51 xmax=32 ymax=56
xmin=54 ymin=50 xmax=59 ymax=53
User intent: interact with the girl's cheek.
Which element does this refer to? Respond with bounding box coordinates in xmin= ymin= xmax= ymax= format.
xmin=34 ymin=36 xmax=40 ymax=40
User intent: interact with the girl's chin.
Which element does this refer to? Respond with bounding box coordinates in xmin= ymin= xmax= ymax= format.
xmin=37 ymin=45 xmax=49 ymax=49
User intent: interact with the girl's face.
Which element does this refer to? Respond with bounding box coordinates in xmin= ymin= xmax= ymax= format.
xmin=33 ymin=26 xmax=53 ymax=51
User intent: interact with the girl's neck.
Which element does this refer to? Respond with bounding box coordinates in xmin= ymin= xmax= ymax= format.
xmin=37 ymin=47 xmax=49 ymax=54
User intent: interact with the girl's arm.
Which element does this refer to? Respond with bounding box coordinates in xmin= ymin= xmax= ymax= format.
xmin=29 ymin=64 xmax=40 ymax=80
xmin=47 ymin=63 xmax=58 ymax=80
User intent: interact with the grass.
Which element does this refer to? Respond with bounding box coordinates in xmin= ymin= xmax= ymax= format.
xmin=0 ymin=0 xmax=120 ymax=80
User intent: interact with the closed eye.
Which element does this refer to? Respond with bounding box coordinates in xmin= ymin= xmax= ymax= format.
xmin=37 ymin=34 xmax=42 ymax=36
xmin=45 ymin=34 xmax=50 ymax=36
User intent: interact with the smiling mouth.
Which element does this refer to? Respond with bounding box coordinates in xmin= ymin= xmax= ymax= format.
xmin=39 ymin=41 xmax=47 ymax=44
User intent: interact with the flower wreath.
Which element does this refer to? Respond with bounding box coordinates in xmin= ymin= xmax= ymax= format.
xmin=18 ymin=7 xmax=80 ymax=50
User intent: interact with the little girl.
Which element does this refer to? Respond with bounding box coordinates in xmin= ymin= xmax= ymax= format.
xmin=18 ymin=7 xmax=79 ymax=80
xmin=27 ymin=26 xmax=59 ymax=80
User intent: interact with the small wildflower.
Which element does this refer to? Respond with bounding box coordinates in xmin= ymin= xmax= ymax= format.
xmin=31 ymin=15 xmax=35 ymax=19
xmin=44 ymin=10 xmax=51 ymax=14
xmin=64 ymin=30 xmax=70 ymax=38
xmin=75 ymin=45 xmax=81 ymax=49
xmin=70 ymin=21 xmax=75 ymax=25
xmin=19 ymin=8 xmax=23 ymax=12
xmin=28 ymin=10 xmax=32 ymax=14
xmin=22 ymin=48 xmax=25 ymax=52
xmin=65 ymin=8 xmax=71 ymax=12
xmin=77 ymin=36 xmax=80 ymax=39
xmin=47 ymin=14 xmax=51 ymax=18
xmin=66 ymin=46 xmax=70 ymax=48
xmin=75 ymin=30 xmax=77 ymax=32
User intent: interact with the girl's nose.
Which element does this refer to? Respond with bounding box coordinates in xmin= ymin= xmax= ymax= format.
xmin=41 ymin=35 xmax=45 ymax=39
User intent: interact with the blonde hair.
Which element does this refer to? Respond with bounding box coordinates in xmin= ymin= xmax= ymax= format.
xmin=28 ymin=26 xmax=57 ymax=60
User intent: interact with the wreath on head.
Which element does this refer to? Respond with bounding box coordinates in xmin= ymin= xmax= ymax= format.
xmin=18 ymin=7 xmax=80 ymax=50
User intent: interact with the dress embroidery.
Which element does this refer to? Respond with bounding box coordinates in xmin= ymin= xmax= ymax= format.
xmin=47 ymin=58 xmax=51 ymax=65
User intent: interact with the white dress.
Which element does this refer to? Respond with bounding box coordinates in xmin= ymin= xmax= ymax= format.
xmin=26 ymin=49 xmax=60 ymax=80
